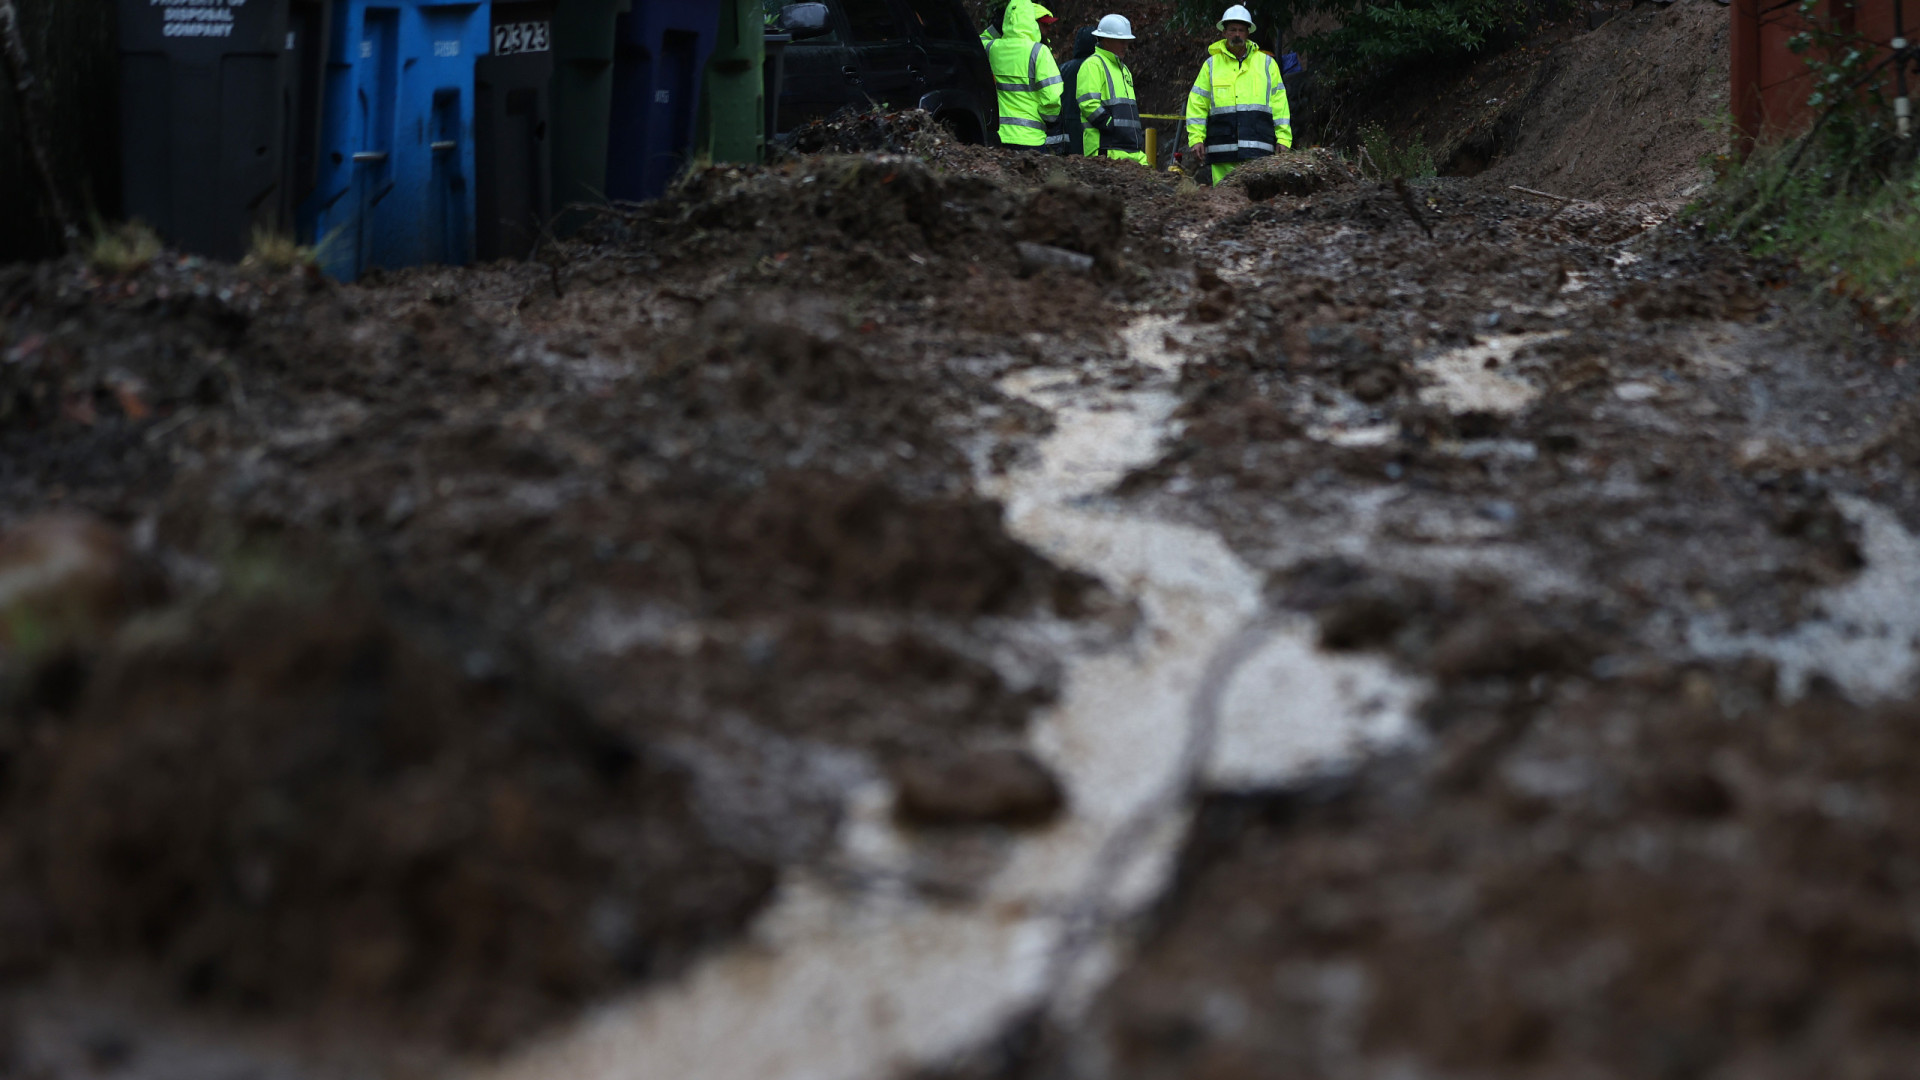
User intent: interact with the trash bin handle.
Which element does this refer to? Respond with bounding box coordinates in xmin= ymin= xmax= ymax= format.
xmin=352 ymin=151 xmax=390 ymax=164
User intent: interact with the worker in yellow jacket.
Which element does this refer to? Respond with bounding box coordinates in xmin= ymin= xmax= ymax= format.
xmin=1076 ymin=14 xmax=1148 ymax=165
xmin=1184 ymin=4 xmax=1291 ymax=184
xmin=990 ymin=0 xmax=1064 ymax=149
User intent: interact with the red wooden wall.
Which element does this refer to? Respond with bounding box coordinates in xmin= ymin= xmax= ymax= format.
xmin=1733 ymin=0 xmax=1905 ymax=142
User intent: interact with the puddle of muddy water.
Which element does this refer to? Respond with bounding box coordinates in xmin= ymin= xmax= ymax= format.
xmin=477 ymin=316 xmax=1425 ymax=1080
xmin=1306 ymin=333 xmax=1569 ymax=447
xmin=1415 ymin=332 xmax=1565 ymax=415
xmin=1210 ymin=622 xmax=1425 ymax=789
xmin=1689 ymin=496 xmax=1920 ymax=702
xmin=1306 ymin=422 xmax=1399 ymax=448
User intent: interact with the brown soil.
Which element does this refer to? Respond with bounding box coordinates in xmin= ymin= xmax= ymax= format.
xmin=1127 ymin=178 xmax=1901 ymax=646
xmin=1305 ymin=0 xmax=1729 ymax=201
xmin=930 ymin=122 xmax=1920 ymax=1080
xmin=0 ymin=15 xmax=1899 ymax=1069
xmin=3 ymin=589 xmax=773 ymax=1051
xmin=1218 ymin=148 xmax=1358 ymax=200
xmin=1072 ymin=680 xmax=1920 ymax=1080
xmin=0 ymin=132 xmax=1150 ymax=1062
xmin=1480 ymin=0 xmax=1732 ymax=202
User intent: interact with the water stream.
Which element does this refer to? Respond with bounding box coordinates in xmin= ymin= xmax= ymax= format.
xmin=479 ymin=317 xmax=1424 ymax=1080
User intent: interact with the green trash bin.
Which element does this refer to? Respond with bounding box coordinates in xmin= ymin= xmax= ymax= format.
xmin=550 ymin=0 xmax=632 ymax=233
xmin=699 ymin=0 xmax=765 ymax=164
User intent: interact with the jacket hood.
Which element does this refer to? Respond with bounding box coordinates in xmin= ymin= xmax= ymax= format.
xmin=1000 ymin=0 xmax=1043 ymax=43
xmin=1072 ymin=25 xmax=1098 ymax=59
xmin=1207 ymin=37 xmax=1264 ymax=61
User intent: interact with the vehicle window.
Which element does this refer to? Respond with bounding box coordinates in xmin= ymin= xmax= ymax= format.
xmin=899 ymin=0 xmax=970 ymax=41
xmin=840 ymin=0 xmax=904 ymax=42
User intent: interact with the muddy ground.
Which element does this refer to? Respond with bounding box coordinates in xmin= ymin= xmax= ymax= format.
xmin=7 ymin=3 xmax=1920 ymax=1075
xmin=968 ymin=158 xmax=1920 ymax=1080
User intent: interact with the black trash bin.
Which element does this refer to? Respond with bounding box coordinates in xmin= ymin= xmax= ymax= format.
xmin=762 ymin=31 xmax=790 ymax=141
xmin=118 ymin=0 xmax=332 ymax=259
xmin=475 ymin=0 xmax=556 ymax=261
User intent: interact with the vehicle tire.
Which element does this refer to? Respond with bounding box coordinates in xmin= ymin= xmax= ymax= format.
xmin=936 ymin=109 xmax=985 ymax=145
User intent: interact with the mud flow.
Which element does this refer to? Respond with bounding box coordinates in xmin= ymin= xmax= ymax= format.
xmin=5 ymin=4 xmax=1920 ymax=1075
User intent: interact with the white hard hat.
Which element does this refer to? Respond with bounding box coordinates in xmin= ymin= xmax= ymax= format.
xmin=1092 ymin=13 xmax=1135 ymax=39
xmin=1218 ymin=4 xmax=1255 ymax=29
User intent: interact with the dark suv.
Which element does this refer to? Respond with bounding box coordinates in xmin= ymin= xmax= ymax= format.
xmin=771 ymin=0 xmax=997 ymax=143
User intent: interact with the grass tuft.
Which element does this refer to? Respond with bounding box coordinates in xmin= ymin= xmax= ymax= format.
xmin=85 ymin=219 xmax=163 ymax=275
xmin=243 ymin=228 xmax=320 ymax=272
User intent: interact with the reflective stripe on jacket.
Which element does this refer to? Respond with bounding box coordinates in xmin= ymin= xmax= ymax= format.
xmin=1043 ymin=116 xmax=1072 ymax=153
xmin=1076 ymin=48 xmax=1146 ymax=163
xmin=989 ymin=0 xmax=1062 ymax=147
xmin=1184 ymin=39 xmax=1291 ymax=164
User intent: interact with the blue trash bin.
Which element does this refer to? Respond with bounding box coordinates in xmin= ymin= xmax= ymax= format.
xmin=605 ymin=0 xmax=719 ymax=202
xmin=303 ymin=0 xmax=492 ymax=279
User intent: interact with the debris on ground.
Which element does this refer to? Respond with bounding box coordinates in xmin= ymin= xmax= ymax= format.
xmin=890 ymin=747 xmax=1065 ymax=827
xmin=779 ymin=107 xmax=955 ymax=157
xmin=1219 ymin=148 xmax=1357 ymax=200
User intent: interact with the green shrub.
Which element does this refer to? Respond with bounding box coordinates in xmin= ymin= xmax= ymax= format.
xmin=1702 ymin=142 xmax=1920 ymax=332
xmin=1357 ymin=121 xmax=1435 ymax=179
xmin=1694 ymin=0 xmax=1919 ymax=333
xmin=1304 ymin=0 xmax=1518 ymax=78
xmin=1171 ymin=0 xmax=1520 ymax=81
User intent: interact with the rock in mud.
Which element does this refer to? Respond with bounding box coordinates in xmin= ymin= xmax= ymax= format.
xmin=0 ymin=513 xmax=141 ymax=650
xmin=1222 ymin=148 xmax=1356 ymax=201
xmin=1429 ymin=610 xmax=1582 ymax=683
xmin=1317 ymin=593 xmax=1412 ymax=651
xmin=1344 ymin=362 xmax=1402 ymax=403
xmin=891 ymin=747 xmax=1065 ymax=827
xmin=1020 ymin=182 xmax=1127 ymax=273
xmin=1017 ymin=242 xmax=1096 ymax=276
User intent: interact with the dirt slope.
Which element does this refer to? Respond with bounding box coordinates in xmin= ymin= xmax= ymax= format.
xmin=1284 ymin=0 xmax=1727 ymax=203
xmin=1483 ymin=0 xmax=1731 ymax=202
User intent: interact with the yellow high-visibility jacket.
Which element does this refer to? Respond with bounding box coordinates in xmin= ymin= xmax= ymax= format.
xmin=1184 ymin=39 xmax=1291 ymax=165
xmin=989 ymin=0 xmax=1062 ymax=147
xmin=1076 ymin=47 xmax=1147 ymax=164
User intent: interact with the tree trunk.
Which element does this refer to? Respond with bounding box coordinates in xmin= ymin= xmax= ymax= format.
xmin=0 ymin=0 xmax=78 ymax=248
